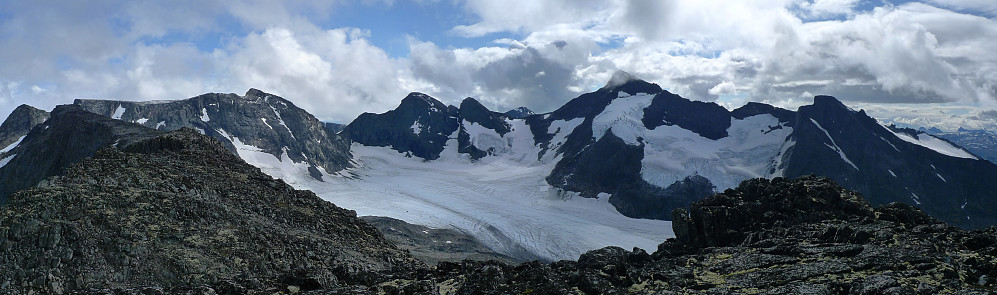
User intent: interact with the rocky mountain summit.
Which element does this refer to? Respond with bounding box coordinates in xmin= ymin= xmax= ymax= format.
xmin=73 ymin=88 xmax=352 ymax=179
xmin=0 ymin=128 xmax=422 ymax=294
xmin=0 ymin=104 xmax=49 ymax=150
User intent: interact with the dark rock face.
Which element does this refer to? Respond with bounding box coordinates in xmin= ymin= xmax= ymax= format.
xmin=731 ymin=101 xmax=795 ymax=124
xmin=642 ymin=90 xmax=732 ymax=140
xmin=0 ymin=128 xmax=422 ymax=294
xmin=783 ymin=95 xmax=997 ymax=229
xmin=323 ymin=122 xmax=346 ymax=135
xmin=343 ymin=92 xmax=459 ymax=160
xmin=72 ymin=88 xmax=351 ymax=177
xmin=396 ymin=176 xmax=997 ymax=293
xmin=610 ymin=174 xmax=715 ymax=220
xmin=0 ymin=105 xmax=162 ymax=202
xmin=457 ymin=97 xmax=511 ymax=160
xmin=547 ymin=130 xmax=646 ymax=198
xmin=543 ymin=79 xmax=719 ymax=220
xmin=0 ymin=104 xmax=49 ymax=150
xmin=504 ymin=106 xmax=534 ymax=119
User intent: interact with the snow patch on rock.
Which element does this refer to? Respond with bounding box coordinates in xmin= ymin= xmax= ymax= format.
xmin=0 ymin=154 xmax=15 ymax=169
xmin=0 ymin=136 xmax=25 ymax=153
xmin=810 ymin=119 xmax=859 ymax=170
xmin=891 ymin=130 xmax=977 ymax=159
xmin=111 ymin=105 xmax=126 ymax=120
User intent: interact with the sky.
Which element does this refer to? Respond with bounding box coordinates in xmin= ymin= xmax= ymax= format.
xmin=1 ymin=0 xmax=997 ymax=130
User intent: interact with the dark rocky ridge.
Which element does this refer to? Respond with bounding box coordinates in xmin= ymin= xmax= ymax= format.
xmin=457 ymin=97 xmax=512 ymax=160
xmin=642 ymin=90 xmax=732 ymax=140
xmin=344 ymin=92 xmax=459 ymax=160
xmin=72 ymin=88 xmax=351 ymax=178
xmin=0 ymin=128 xmax=422 ymax=294
xmin=504 ymin=106 xmax=534 ymax=119
xmin=0 ymin=105 xmax=162 ymax=202
xmin=784 ymin=95 xmax=997 ymax=229
xmin=0 ymin=104 xmax=49 ymax=149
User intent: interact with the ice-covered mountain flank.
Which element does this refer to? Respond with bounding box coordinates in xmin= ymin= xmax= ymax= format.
xmin=343 ymin=72 xmax=997 ymax=229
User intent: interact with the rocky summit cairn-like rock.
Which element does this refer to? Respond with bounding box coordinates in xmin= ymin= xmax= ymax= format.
xmin=0 ymin=128 xmax=423 ymax=294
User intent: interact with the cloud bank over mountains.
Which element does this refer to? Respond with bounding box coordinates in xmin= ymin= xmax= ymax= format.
xmin=1 ymin=0 xmax=996 ymax=129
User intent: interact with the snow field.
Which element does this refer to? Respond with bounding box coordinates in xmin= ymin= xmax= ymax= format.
xmin=222 ymin=118 xmax=672 ymax=261
xmin=891 ymin=131 xmax=977 ymax=159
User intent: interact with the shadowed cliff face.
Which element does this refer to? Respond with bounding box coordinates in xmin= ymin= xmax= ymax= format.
xmin=0 ymin=128 xmax=422 ymax=294
xmin=0 ymin=104 xmax=49 ymax=149
xmin=73 ymin=88 xmax=352 ymax=178
xmin=0 ymin=105 xmax=162 ymax=202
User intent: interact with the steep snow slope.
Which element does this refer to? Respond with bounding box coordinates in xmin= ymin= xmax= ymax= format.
xmin=891 ymin=130 xmax=977 ymax=159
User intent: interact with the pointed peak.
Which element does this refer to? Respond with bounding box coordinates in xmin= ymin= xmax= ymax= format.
xmin=399 ymin=92 xmax=448 ymax=112
xmin=12 ymin=104 xmax=44 ymax=114
xmin=599 ymin=71 xmax=663 ymax=95
xmin=505 ymin=107 xmax=534 ymax=119
xmin=401 ymin=92 xmax=438 ymax=104
xmin=605 ymin=70 xmax=638 ymax=89
xmin=245 ymin=88 xmax=268 ymax=98
xmin=460 ymin=97 xmax=482 ymax=106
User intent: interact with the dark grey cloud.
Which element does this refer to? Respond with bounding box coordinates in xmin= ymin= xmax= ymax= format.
xmin=407 ymin=39 xmax=585 ymax=113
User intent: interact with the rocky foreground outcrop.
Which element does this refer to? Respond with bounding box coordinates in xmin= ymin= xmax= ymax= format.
xmin=391 ymin=176 xmax=996 ymax=294
xmin=0 ymin=128 xmax=422 ymax=294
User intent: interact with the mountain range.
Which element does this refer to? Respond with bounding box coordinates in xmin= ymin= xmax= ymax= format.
xmin=2 ymin=71 xmax=996 ymax=263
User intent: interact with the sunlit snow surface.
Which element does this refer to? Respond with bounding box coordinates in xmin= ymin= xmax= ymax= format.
xmin=225 ymin=121 xmax=673 ymax=261
xmin=0 ymin=135 xmax=25 ymax=153
xmin=891 ymin=131 xmax=977 ymax=159
xmin=0 ymin=154 xmax=15 ymax=169
xmin=593 ymin=93 xmax=796 ymax=191
xmin=111 ymin=105 xmax=126 ymax=120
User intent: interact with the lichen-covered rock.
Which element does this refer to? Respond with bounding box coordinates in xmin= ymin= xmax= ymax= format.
xmin=0 ymin=128 xmax=423 ymax=294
